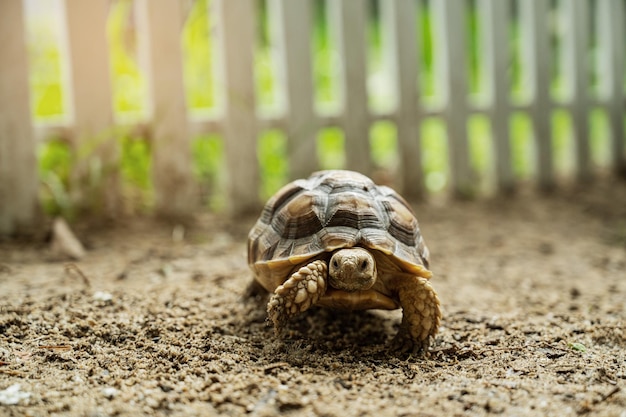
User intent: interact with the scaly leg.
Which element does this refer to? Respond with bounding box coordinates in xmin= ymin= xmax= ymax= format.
xmin=391 ymin=275 xmax=441 ymax=354
xmin=267 ymin=260 xmax=327 ymax=332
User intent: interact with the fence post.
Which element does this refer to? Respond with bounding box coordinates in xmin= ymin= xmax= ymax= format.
xmin=381 ymin=0 xmax=424 ymax=199
xmin=434 ymin=0 xmax=472 ymax=197
xmin=598 ymin=0 xmax=626 ymax=176
xmin=564 ymin=0 xmax=591 ymax=182
xmin=271 ymin=0 xmax=318 ymax=180
xmin=520 ymin=0 xmax=554 ymax=190
xmin=136 ymin=0 xmax=195 ymax=219
xmin=0 ymin=0 xmax=38 ymax=235
xmin=480 ymin=0 xmax=513 ymax=193
xmin=64 ymin=0 xmax=119 ymax=214
xmin=330 ymin=1 xmax=372 ymax=176
xmin=215 ymin=0 xmax=260 ymax=215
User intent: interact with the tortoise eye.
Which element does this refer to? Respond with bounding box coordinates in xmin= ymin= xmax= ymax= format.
xmin=360 ymin=260 xmax=368 ymax=270
xmin=332 ymin=259 xmax=339 ymax=268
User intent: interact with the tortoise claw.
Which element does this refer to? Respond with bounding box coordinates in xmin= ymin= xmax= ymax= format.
xmin=390 ymin=275 xmax=441 ymax=356
xmin=390 ymin=329 xmax=431 ymax=356
xmin=267 ymin=260 xmax=327 ymax=332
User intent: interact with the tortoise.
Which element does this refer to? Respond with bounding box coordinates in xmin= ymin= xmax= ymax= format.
xmin=247 ymin=170 xmax=441 ymax=353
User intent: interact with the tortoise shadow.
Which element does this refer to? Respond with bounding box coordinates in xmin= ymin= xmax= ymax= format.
xmin=285 ymin=308 xmax=395 ymax=347
xmin=237 ymin=292 xmax=404 ymax=363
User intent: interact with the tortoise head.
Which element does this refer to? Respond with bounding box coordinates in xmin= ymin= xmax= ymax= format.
xmin=328 ymin=248 xmax=377 ymax=291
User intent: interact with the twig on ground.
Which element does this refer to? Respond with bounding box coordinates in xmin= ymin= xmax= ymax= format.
xmin=262 ymin=362 xmax=290 ymax=374
xmin=64 ymin=263 xmax=91 ymax=287
xmin=38 ymin=345 xmax=72 ymax=352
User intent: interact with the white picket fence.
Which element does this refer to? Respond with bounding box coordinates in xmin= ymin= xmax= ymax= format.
xmin=0 ymin=0 xmax=625 ymax=235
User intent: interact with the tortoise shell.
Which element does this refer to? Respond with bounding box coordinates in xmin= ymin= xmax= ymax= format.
xmin=248 ymin=170 xmax=431 ymax=292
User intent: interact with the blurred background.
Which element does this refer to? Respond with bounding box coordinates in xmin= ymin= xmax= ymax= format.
xmin=1 ymin=0 xmax=624 ymax=233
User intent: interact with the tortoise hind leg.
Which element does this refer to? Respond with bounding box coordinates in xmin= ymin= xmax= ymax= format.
xmin=391 ymin=275 xmax=441 ymax=354
xmin=267 ymin=260 xmax=328 ymax=333
xmin=243 ymin=279 xmax=268 ymax=299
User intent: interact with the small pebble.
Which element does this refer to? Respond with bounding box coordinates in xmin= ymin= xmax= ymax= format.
xmin=0 ymin=384 xmax=31 ymax=405
xmin=94 ymin=291 xmax=113 ymax=302
xmin=102 ymin=387 xmax=118 ymax=399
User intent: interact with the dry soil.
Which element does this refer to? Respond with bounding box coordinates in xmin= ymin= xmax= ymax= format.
xmin=1 ymin=179 xmax=625 ymax=417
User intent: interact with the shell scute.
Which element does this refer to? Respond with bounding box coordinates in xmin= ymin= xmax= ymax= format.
xmin=273 ymin=191 xmax=325 ymax=240
xmin=325 ymin=191 xmax=384 ymax=231
xmin=248 ymin=170 xmax=431 ymax=289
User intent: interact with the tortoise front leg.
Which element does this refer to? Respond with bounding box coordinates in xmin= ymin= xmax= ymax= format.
xmin=391 ymin=275 xmax=441 ymax=354
xmin=267 ymin=260 xmax=328 ymax=333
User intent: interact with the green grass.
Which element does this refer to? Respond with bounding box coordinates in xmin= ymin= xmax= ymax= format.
xmin=510 ymin=112 xmax=535 ymax=181
xmin=466 ymin=1 xmax=482 ymax=96
xmin=119 ymin=134 xmax=153 ymax=212
xmin=27 ymin=4 xmax=65 ymax=120
xmin=370 ymin=121 xmax=398 ymax=171
xmin=191 ymin=134 xmax=224 ymax=210
xmin=468 ymin=114 xmax=493 ymax=193
xmin=420 ymin=118 xmax=449 ymax=194
xmin=312 ymin=1 xmax=338 ymax=111
xmin=418 ymin=1 xmax=435 ymax=99
xmin=552 ymin=109 xmax=575 ymax=178
xmin=367 ymin=4 xmax=394 ymax=113
xmin=38 ymin=140 xmax=72 ymax=216
xmin=27 ymin=0 xmax=619 ymax=216
xmin=590 ymin=108 xmax=610 ymax=168
xmin=182 ymin=0 xmax=217 ymax=112
xmin=107 ymin=0 xmax=145 ymax=117
xmin=258 ymin=130 xmax=288 ymax=200
xmin=317 ymin=128 xmax=346 ymax=171
xmin=255 ymin=0 xmax=279 ymax=112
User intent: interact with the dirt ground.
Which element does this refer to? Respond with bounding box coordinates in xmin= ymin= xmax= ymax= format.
xmin=1 ymin=179 xmax=625 ymax=417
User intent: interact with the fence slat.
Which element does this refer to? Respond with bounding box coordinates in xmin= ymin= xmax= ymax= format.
xmin=520 ymin=0 xmax=553 ymax=189
xmin=10 ymin=0 xmax=626 ymax=222
xmin=330 ymin=1 xmax=372 ymax=175
xmin=0 ymin=0 xmax=38 ymax=235
xmin=564 ymin=0 xmax=591 ymax=181
xmin=215 ymin=0 xmax=260 ymax=214
xmin=435 ymin=0 xmax=471 ymax=196
xmin=64 ymin=0 xmax=118 ymax=212
xmin=271 ymin=0 xmax=318 ymax=180
xmin=135 ymin=0 xmax=195 ymax=218
xmin=382 ymin=0 xmax=423 ymax=198
xmin=480 ymin=0 xmax=513 ymax=193
xmin=598 ymin=0 xmax=626 ymax=175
